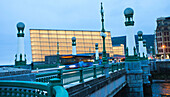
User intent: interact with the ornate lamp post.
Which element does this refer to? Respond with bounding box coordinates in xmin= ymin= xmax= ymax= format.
xmin=124 ymin=8 xmax=144 ymax=97
xmin=137 ymin=31 xmax=144 ymax=57
xmin=143 ymin=40 xmax=147 ymax=58
xmin=124 ymin=8 xmax=137 ymax=57
xmin=15 ymin=22 xmax=26 ymax=66
xmin=100 ymin=2 xmax=107 ymax=64
xmin=72 ymin=37 xmax=77 ymax=55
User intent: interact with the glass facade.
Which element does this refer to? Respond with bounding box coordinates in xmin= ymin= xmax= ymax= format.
xmin=30 ymin=29 xmax=113 ymax=62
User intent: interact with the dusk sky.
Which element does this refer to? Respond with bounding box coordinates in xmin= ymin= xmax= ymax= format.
xmin=0 ymin=0 xmax=169 ymax=65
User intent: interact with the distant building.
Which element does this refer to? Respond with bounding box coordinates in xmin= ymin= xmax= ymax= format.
xmin=135 ymin=35 xmax=155 ymax=55
xmin=111 ymin=35 xmax=155 ymax=56
xmin=30 ymin=29 xmax=113 ymax=62
xmin=156 ymin=17 xmax=170 ymax=58
xmin=111 ymin=36 xmax=126 ymax=55
xmin=112 ymin=44 xmax=125 ymax=55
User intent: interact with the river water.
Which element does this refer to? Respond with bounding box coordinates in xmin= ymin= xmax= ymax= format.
xmin=152 ymin=80 xmax=170 ymax=97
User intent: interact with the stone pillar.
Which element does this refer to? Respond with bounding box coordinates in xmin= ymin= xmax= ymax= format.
xmin=141 ymin=59 xmax=150 ymax=84
xmin=137 ymin=31 xmax=150 ymax=84
xmin=125 ymin=59 xmax=144 ymax=97
xmin=15 ymin=22 xmax=26 ymax=66
xmin=124 ymin=8 xmax=144 ymax=97
xmin=72 ymin=37 xmax=76 ymax=55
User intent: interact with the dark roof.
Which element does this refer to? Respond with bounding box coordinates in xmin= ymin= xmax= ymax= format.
xmin=111 ymin=34 xmax=155 ymax=54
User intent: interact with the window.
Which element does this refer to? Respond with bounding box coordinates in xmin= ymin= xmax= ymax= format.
xmin=168 ymin=42 xmax=170 ymax=46
xmin=164 ymin=27 xmax=168 ymax=30
xmin=164 ymin=37 xmax=167 ymax=41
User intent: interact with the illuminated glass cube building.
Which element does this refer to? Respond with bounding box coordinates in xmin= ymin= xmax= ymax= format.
xmin=30 ymin=29 xmax=113 ymax=62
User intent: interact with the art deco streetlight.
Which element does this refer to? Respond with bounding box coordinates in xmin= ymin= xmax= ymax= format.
xmin=162 ymin=45 xmax=166 ymax=59
xmin=100 ymin=2 xmax=107 ymax=64
xmin=15 ymin=22 xmax=27 ymax=66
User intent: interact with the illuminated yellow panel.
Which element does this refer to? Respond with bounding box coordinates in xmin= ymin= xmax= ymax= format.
xmin=30 ymin=30 xmax=39 ymax=33
xmin=40 ymin=30 xmax=48 ymax=34
xmin=40 ymin=38 xmax=49 ymax=42
xmin=67 ymin=31 xmax=74 ymax=35
xmin=31 ymin=46 xmax=41 ymax=50
xmin=31 ymin=37 xmax=40 ymax=41
xmin=30 ymin=33 xmax=39 ymax=37
xmin=31 ymin=42 xmax=40 ymax=46
xmin=58 ymin=31 xmax=66 ymax=34
xmin=49 ymin=34 xmax=57 ymax=38
xmin=75 ymin=31 xmax=83 ymax=35
xmin=112 ymin=44 xmax=125 ymax=55
xmin=48 ymin=30 xmax=56 ymax=34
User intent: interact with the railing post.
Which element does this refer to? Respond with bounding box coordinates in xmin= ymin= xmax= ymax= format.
xmin=120 ymin=63 xmax=122 ymax=70
xmin=116 ymin=63 xmax=118 ymax=71
xmin=111 ymin=63 xmax=114 ymax=72
xmin=93 ymin=65 xmax=97 ymax=78
xmin=57 ymin=68 xmax=63 ymax=86
xmin=118 ymin=63 xmax=119 ymax=70
xmin=49 ymin=78 xmax=69 ymax=97
xmin=49 ymin=78 xmax=62 ymax=97
xmin=102 ymin=65 xmax=104 ymax=75
xmin=80 ymin=67 xmax=84 ymax=83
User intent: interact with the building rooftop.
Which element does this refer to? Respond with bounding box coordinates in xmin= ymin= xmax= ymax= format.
xmin=30 ymin=29 xmax=111 ymax=32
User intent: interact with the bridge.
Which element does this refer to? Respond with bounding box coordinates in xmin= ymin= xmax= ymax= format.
xmin=1 ymin=2 xmax=169 ymax=97
xmin=0 ymin=59 xmax=157 ymax=97
xmin=0 ymin=63 xmax=127 ymax=97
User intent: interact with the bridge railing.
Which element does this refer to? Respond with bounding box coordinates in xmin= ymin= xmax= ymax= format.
xmin=36 ymin=63 xmax=125 ymax=85
xmin=109 ymin=62 xmax=125 ymax=72
xmin=0 ymin=78 xmax=68 ymax=97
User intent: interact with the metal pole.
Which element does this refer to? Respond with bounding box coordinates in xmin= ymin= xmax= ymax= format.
xmin=100 ymin=2 xmax=107 ymax=64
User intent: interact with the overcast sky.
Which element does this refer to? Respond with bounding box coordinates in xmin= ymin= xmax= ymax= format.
xmin=0 ymin=0 xmax=169 ymax=65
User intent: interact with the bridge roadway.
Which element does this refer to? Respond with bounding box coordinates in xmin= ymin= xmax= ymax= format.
xmin=35 ymin=63 xmax=126 ymax=97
